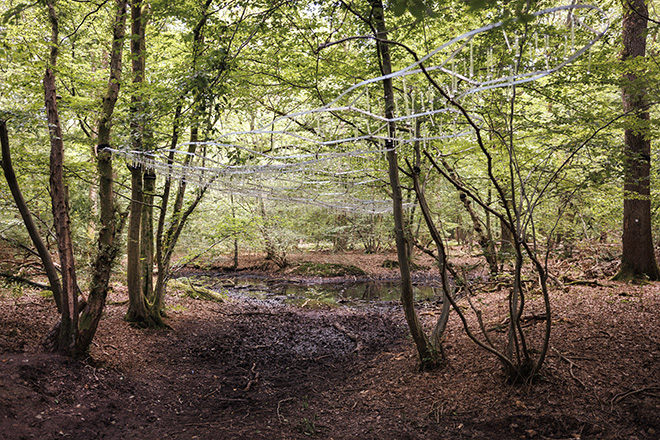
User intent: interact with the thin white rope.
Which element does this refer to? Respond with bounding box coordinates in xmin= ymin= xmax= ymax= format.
xmin=110 ymin=4 xmax=608 ymax=214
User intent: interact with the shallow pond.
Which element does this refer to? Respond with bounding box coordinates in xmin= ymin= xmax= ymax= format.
xmin=183 ymin=275 xmax=442 ymax=307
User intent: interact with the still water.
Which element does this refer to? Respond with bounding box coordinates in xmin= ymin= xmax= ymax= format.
xmin=191 ymin=276 xmax=442 ymax=307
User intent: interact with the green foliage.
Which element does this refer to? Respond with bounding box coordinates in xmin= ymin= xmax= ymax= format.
xmin=389 ymin=0 xmax=437 ymax=19
xmin=292 ymin=262 xmax=367 ymax=277
xmin=0 ymin=0 xmax=654 ymax=312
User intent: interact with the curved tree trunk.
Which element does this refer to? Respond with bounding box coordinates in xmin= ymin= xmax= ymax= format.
xmin=1 ymin=120 xmax=63 ymax=312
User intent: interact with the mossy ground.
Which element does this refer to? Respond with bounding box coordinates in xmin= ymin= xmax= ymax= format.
xmin=291 ymin=262 xmax=367 ymax=277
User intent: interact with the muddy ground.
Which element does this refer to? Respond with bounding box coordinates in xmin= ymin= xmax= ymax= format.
xmin=1 ymin=250 xmax=659 ymax=439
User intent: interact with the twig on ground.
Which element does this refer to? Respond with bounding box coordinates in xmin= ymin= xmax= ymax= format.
xmin=277 ymin=397 xmax=294 ymax=422
xmin=333 ymin=322 xmax=363 ymax=353
xmin=243 ymin=362 xmax=260 ymax=391
xmin=0 ymin=272 xmax=50 ymax=290
xmin=553 ymin=347 xmax=587 ymax=389
xmin=611 ymin=386 xmax=660 ymax=407
xmin=203 ymin=387 xmax=222 ymax=398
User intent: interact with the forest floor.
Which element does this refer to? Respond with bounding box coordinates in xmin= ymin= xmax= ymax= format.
xmin=1 ymin=246 xmax=660 ymax=439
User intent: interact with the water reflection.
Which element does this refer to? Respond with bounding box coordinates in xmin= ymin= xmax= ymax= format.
xmin=211 ymin=277 xmax=440 ymax=306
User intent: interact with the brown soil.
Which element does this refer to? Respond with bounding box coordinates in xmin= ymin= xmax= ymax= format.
xmin=1 ymin=248 xmax=659 ymax=439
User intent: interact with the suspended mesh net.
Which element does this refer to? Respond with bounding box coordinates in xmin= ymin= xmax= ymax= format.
xmin=111 ymin=4 xmax=608 ymax=214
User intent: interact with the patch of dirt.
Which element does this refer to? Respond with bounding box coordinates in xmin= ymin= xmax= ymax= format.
xmin=1 ymin=248 xmax=660 ymax=439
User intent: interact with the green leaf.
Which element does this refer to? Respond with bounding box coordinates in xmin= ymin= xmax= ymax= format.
xmin=391 ymin=0 xmax=408 ymax=17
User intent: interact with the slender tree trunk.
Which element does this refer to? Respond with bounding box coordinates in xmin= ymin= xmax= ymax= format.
xmin=44 ymin=0 xmax=79 ymax=354
xmin=45 ymin=70 xmax=79 ymax=352
xmin=368 ymin=0 xmax=438 ymax=369
xmin=152 ymin=2 xmax=214 ymax=307
xmin=154 ymin=106 xmax=182 ymax=314
xmin=615 ymin=0 xmax=660 ymax=281
xmin=231 ymin=194 xmax=239 ymax=269
xmin=77 ymin=0 xmax=129 ymax=353
xmin=410 ymin=166 xmax=451 ymax=353
xmin=1 ymin=121 xmax=63 ymax=311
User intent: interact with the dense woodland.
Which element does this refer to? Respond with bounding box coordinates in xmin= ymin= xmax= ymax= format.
xmin=1 ymin=0 xmax=660 ymax=438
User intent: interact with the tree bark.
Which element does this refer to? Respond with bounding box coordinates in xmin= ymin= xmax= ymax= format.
xmin=153 ymin=3 xmax=213 ymax=306
xmin=126 ymin=165 xmax=146 ymax=321
xmin=44 ymin=0 xmax=79 ymax=354
xmin=615 ymin=0 xmax=660 ymax=281
xmin=1 ymin=120 xmax=63 ymax=312
xmin=410 ymin=166 xmax=451 ymax=352
xmin=368 ymin=0 xmax=438 ymax=369
xmin=77 ymin=0 xmax=128 ymax=353
xmin=125 ymin=0 xmax=149 ymax=322
xmin=141 ymin=170 xmax=156 ymax=303
xmin=154 ymin=105 xmax=182 ymax=314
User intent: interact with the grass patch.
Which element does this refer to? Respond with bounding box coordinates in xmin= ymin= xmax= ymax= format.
xmin=292 ymin=262 xmax=366 ymax=277
xmin=167 ymin=278 xmax=227 ymax=302
xmin=166 ymin=304 xmax=189 ymax=312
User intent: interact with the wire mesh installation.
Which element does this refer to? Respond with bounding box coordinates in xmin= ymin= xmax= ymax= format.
xmin=111 ymin=4 xmax=608 ymax=213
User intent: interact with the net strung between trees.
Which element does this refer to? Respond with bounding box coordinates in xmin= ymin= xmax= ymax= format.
xmin=110 ymin=4 xmax=608 ymax=214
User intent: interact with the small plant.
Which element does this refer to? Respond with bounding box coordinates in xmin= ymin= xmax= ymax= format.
xmin=10 ymin=283 xmax=23 ymax=302
xmin=39 ymin=289 xmax=54 ymax=299
xmin=298 ymin=416 xmax=317 ymax=436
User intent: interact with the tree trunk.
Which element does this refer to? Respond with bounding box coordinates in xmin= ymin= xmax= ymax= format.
xmin=126 ymin=165 xmax=146 ymax=321
xmin=153 ymin=2 xmax=213 ymax=306
xmin=45 ymin=72 xmax=79 ymax=353
xmin=410 ymin=166 xmax=451 ymax=354
xmin=614 ymin=0 xmax=660 ymax=281
xmin=77 ymin=0 xmax=129 ymax=353
xmin=368 ymin=0 xmax=439 ymax=369
xmin=140 ymin=168 xmax=162 ymax=326
xmin=141 ymin=170 xmax=155 ymax=302
xmin=125 ymin=0 xmax=149 ymax=322
xmin=44 ymin=0 xmax=79 ymax=354
xmin=154 ymin=106 xmax=182 ymax=314
xmin=1 ymin=120 xmax=63 ymax=312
